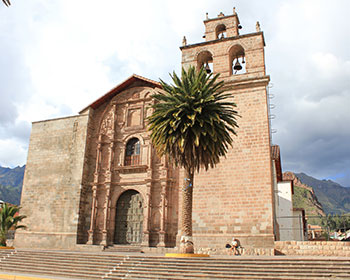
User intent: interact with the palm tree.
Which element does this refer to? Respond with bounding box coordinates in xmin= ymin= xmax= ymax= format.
xmin=148 ymin=66 xmax=239 ymax=253
xmin=2 ymin=0 xmax=10 ymax=7
xmin=0 ymin=203 xmax=26 ymax=246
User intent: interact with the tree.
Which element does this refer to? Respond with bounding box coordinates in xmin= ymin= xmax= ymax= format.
xmin=0 ymin=203 xmax=26 ymax=246
xmin=2 ymin=0 xmax=10 ymax=7
xmin=148 ymin=66 xmax=239 ymax=253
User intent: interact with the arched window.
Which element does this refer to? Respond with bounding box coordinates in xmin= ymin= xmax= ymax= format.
xmin=196 ymin=50 xmax=213 ymax=74
xmin=215 ymin=24 xmax=227 ymax=39
xmin=124 ymin=138 xmax=140 ymax=166
xmin=228 ymin=44 xmax=246 ymax=75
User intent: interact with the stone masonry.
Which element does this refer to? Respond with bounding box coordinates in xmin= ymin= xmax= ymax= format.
xmin=180 ymin=9 xmax=274 ymax=254
xmin=15 ymin=114 xmax=90 ymax=249
xmin=15 ymin=8 xmax=276 ymax=255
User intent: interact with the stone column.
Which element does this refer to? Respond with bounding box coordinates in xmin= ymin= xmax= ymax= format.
xmin=102 ymin=146 xmax=113 ymax=245
xmin=87 ymin=140 xmax=102 ymax=245
xmin=87 ymin=184 xmax=97 ymax=244
xmin=101 ymin=182 xmax=111 ymax=246
xmin=158 ymin=181 xmax=167 ymax=247
xmin=102 ymin=105 xmax=116 ymax=245
xmin=141 ymin=182 xmax=151 ymax=247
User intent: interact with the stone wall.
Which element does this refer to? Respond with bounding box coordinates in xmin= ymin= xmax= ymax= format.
xmin=14 ymin=114 xmax=89 ymax=249
xmin=275 ymin=241 xmax=350 ymax=257
xmin=180 ymin=15 xmax=275 ymax=254
xmin=186 ymin=83 xmax=275 ymax=255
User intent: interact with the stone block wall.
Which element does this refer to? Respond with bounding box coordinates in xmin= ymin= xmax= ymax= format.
xmin=275 ymin=241 xmax=350 ymax=257
xmin=14 ymin=114 xmax=89 ymax=249
xmin=185 ymin=83 xmax=275 ymax=255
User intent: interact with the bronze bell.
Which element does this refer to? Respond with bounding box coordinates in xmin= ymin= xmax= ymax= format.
xmin=205 ymin=62 xmax=211 ymax=74
xmin=233 ymin=59 xmax=242 ymax=71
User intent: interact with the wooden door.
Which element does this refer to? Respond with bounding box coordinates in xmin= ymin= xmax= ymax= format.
xmin=114 ymin=190 xmax=143 ymax=244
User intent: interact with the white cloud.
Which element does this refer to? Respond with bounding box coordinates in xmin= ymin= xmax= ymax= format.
xmin=0 ymin=138 xmax=28 ymax=168
xmin=0 ymin=0 xmax=350 ymax=187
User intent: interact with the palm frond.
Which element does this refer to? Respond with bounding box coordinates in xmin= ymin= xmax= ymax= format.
xmin=0 ymin=203 xmax=26 ymax=246
xmin=147 ymin=65 xmax=239 ymax=172
xmin=2 ymin=0 xmax=11 ymax=7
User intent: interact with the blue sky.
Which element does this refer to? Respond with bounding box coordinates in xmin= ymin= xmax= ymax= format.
xmin=1 ymin=0 xmax=349 ymax=187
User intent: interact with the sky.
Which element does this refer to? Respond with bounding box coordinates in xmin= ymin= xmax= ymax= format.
xmin=0 ymin=0 xmax=349 ymax=187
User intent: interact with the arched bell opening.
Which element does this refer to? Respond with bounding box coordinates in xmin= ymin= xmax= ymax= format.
xmin=196 ymin=50 xmax=213 ymax=74
xmin=215 ymin=24 xmax=227 ymax=39
xmin=228 ymin=44 xmax=246 ymax=75
xmin=114 ymin=190 xmax=144 ymax=244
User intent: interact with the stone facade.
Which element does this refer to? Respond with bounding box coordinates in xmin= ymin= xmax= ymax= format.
xmin=15 ymin=9 xmax=276 ymax=255
xmin=77 ymin=80 xmax=179 ymax=248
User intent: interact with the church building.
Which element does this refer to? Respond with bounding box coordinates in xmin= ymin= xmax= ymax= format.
xmin=15 ymin=8 xmax=278 ymax=255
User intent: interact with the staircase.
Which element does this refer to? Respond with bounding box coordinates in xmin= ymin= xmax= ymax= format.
xmin=0 ymin=249 xmax=349 ymax=279
xmin=104 ymin=245 xmax=142 ymax=253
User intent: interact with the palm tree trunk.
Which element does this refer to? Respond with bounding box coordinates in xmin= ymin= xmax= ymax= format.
xmin=0 ymin=232 xmax=7 ymax=247
xmin=180 ymin=167 xmax=194 ymax=253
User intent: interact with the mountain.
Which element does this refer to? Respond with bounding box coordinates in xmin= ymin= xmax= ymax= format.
xmin=283 ymin=172 xmax=325 ymax=219
xmin=0 ymin=165 xmax=25 ymax=205
xmin=294 ymin=172 xmax=350 ymax=214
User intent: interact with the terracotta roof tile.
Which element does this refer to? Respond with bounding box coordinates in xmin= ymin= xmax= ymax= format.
xmin=79 ymin=74 xmax=161 ymax=114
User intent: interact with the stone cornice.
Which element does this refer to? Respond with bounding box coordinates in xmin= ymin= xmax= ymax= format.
xmin=223 ymin=75 xmax=270 ymax=91
xmin=180 ymin=32 xmax=265 ymax=50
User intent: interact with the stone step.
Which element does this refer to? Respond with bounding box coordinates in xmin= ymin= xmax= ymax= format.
xmin=104 ymin=245 xmax=142 ymax=252
xmin=9 ymin=254 xmax=350 ymax=272
xmin=16 ymin=250 xmax=125 ymax=259
xmin=106 ymin=269 xmax=349 ymax=280
xmin=0 ymin=260 xmax=114 ymax=273
xmin=105 ymin=274 xmax=346 ymax=280
xmin=120 ymin=258 xmax=350 ymax=268
xmin=124 ymin=256 xmax=350 ymax=265
xmin=0 ymin=250 xmax=15 ymax=258
xmin=1 ymin=250 xmax=349 ymax=280
xmin=114 ymin=263 xmax=350 ymax=275
xmin=118 ymin=260 xmax=350 ymax=272
xmin=110 ymin=265 xmax=349 ymax=277
xmin=0 ymin=263 xmax=104 ymax=279
xmin=8 ymin=254 xmax=350 ymax=276
xmin=6 ymin=255 xmax=124 ymax=267
xmin=14 ymin=250 xmax=350 ymax=265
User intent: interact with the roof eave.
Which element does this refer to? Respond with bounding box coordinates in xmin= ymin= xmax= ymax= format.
xmin=79 ymin=74 xmax=161 ymax=114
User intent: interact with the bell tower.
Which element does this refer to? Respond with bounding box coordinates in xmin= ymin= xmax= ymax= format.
xmin=181 ymin=7 xmax=267 ymax=79
xmin=179 ymin=8 xmax=275 ymax=255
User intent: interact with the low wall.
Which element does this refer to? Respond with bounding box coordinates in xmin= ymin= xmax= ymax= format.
xmin=275 ymin=241 xmax=350 ymax=257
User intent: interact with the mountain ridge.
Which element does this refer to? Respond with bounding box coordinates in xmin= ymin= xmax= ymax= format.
xmin=0 ymin=165 xmax=25 ymax=205
xmin=294 ymin=172 xmax=350 ymax=214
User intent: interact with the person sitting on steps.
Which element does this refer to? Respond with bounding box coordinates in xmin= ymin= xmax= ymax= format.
xmin=226 ymin=237 xmax=242 ymax=255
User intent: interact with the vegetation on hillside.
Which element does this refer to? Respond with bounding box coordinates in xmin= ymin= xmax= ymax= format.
xmin=0 ymin=185 xmax=21 ymax=205
xmin=292 ymin=185 xmax=324 ymax=225
xmin=320 ymin=214 xmax=350 ymax=232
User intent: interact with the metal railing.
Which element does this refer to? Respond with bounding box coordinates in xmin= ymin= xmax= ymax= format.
xmin=276 ymin=214 xmax=350 ymax=241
